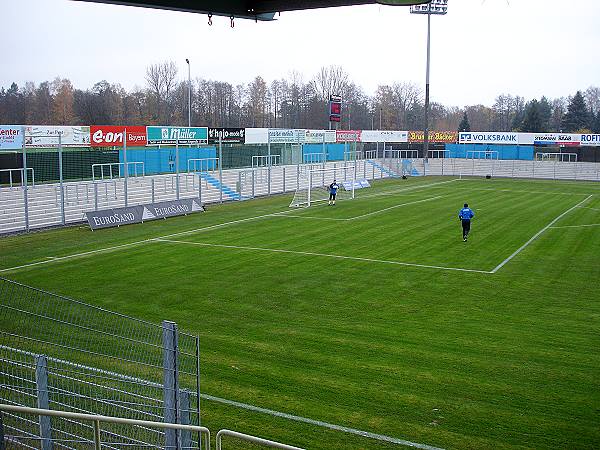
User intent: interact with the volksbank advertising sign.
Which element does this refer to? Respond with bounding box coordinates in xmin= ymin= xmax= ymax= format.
xmin=459 ymin=132 xmax=518 ymax=144
xmin=147 ymin=126 xmax=208 ymax=145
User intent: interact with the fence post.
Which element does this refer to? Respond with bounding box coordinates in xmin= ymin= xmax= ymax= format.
xmin=179 ymin=390 xmax=191 ymax=450
xmin=219 ymin=137 xmax=224 ymax=203
xmin=1 ymin=411 xmax=5 ymax=450
xmin=163 ymin=321 xmax=179 ymax=450
xmin=22 ymin=127 xmax=30 ymax=232
xmin=58 ymin=134 xmax=65 ymax=225
xmin=35 ymin=355 xmax=52 ymax=450
xmin=283 ymin=167 xmax=286 ymax=193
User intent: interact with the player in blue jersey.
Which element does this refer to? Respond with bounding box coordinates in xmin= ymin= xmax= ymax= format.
xmin=328 ymin=180 xmax=340 ymax=205
xmin=458 ymin=203 xmax=475 ymax=242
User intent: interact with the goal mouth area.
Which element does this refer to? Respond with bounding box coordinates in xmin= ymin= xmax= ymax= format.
xmin=289 ymin=164 xmax=357 ymax=208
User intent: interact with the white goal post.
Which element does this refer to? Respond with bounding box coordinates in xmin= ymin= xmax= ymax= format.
xmin=289 ymin=164 xmax=357 ymax=208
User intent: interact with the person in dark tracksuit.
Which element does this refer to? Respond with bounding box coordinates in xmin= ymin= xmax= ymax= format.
xmin=328 ymin=180 xmax=340 ymax=205
xmin=458 ymin=203 xmax=475 ymax=242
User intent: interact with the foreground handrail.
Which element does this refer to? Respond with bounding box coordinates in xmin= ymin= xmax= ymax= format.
xmin=216 ymin=429 xmax=304 ymax=450
xmin=0 ymin=404 xmax=210 ymax=450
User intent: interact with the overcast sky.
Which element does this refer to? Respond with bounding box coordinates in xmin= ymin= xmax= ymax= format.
xmin=1 ymin=0 xmax=599 ymax=108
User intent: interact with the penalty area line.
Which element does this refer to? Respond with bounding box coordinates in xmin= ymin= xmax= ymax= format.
xmin=490 ymin=194 xmax=592 ymax=273
xmin=155 ymin=239 xmax=492 ymax=274
xmin=549 ymin=223 xmax=600 ymax=229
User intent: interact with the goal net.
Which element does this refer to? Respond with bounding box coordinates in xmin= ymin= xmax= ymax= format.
xmin=289 ymin=164 xmax=357 ymax=207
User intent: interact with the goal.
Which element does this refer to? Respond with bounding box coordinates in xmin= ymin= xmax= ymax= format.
xmin=289 ymin=164 xmax=357 ymax=207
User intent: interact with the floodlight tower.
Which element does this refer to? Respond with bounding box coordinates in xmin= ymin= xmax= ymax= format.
xmin=410 ymin=0 xmax=448 ymax=161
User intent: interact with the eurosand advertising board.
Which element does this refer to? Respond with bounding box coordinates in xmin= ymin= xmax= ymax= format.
xmin=25 ymin=126 xmax=91 ymax=147
xmin=147 ymin=126 xmax=208 ymax=145
xmin=0 ymin=126 xmax=23 ymax=150
xmin=90 ymin=126 xmax=147 ymax=147
xmin=86 ymin=198 xmax=204 ymax=230
xmin=208 ymin=128 xmax=245 ymax=144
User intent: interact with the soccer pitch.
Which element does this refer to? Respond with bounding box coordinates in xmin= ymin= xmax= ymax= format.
xmin=1 ymin=176 xmax=599 ymax=449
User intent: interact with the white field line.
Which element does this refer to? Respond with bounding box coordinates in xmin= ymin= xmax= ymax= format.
xmin=201 ymin=393 xmax=445 ymax=450
xmin=491 ymin=195 xmax=592 ymax=274
xmin=0 ymin=210 xmax=291 ymax=274
xmin=446 ymin=185 xmax=592 ymax=196
xmin=357 ymin=178 xmax=459 ymax=199
xmin=272 ymin=196 xmax=444 ymax=222
xmin=549 ymin=223 xmax=600 ymax=229
xmin=349 ymin=195 xmax=444 ymax=220
xmin=155 ymin=238 xmax=492 ymax=274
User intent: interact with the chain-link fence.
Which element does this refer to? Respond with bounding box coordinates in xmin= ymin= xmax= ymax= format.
xmin=0 ymin=277 xmax=201 ymax=449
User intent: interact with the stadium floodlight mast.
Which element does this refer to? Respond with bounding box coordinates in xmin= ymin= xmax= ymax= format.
xmin=410 ymin=0 xmax=448 ymax=162
xmin=186 ymin=58 xmax=191 ymax=127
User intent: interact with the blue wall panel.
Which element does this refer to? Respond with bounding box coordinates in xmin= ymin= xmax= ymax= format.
xmin=121 ymin=147 xmax=217 ymax=174
xmin=445 ymin=144 xmax=534 ymax=160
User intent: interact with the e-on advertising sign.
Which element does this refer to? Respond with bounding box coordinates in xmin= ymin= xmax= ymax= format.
xmin=0 ymin=126 xmax=23 ymax=150
xmin=147 ymin=126 xmax=208 ymax=145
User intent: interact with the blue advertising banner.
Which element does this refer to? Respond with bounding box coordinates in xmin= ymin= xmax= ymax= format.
xmin=147 ymin=126 xmax=208 ymax=145
xmin=0 ymin=126 xmax=23 ymax=150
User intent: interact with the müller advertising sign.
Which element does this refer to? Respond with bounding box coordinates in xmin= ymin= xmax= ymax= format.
xmin=147 ymin=126 xmax=208 ymax=145
xmin=86 ymin=199 xmax=204 ymax=230
xmin=208 ymin=128 xmax=245 ymax=144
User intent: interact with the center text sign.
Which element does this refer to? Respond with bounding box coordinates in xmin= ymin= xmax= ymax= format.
xmin=147 ymin=126 xmax=208 ymax=145
xmin=0 ymin=126 xmax=23 ymax=150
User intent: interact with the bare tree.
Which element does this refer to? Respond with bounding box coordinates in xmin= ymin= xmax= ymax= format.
xmin=311 ymin=65 xmax=349 ymax=102
xmin=145 ymin=61 xmax=178 ymax=124
xmin=584 ymin=86 xmax=600 ymax=116
xmin=392 ymin=82 xmax=422 ymax=130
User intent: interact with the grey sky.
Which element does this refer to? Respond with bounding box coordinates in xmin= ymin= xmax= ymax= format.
xmin=1 ymin=0 xmax=599 ymax=107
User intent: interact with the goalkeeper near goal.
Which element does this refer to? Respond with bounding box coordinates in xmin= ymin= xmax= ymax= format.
xmin=458 ymin=203 xmax=475 ymax=242
xmin=328 ymin=179 xmax=340 ymax=206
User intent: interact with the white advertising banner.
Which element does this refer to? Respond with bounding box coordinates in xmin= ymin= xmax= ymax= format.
xmin=25 ymin=126 xmax=91 ymax=147
xmin=0 ymin=126 xmax=23 ymax=150
xmin=580 ymin=134 xmax=600 ymax=147
xmin=244 ymin=128 xmax=268 ymax=144
xmin=268 ymin=128 xmax=306 ymax=144
xmin=361 ymin=130 xmax=408 ymax=143
xmin=459 ymin=132 xmax=518 ymax=145
xmin=525 ymin=133 xmax=581 ymax=147
xmin=305 ymin=130 xmax=336 ymax=144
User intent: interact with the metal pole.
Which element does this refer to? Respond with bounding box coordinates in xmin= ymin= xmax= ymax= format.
xmin=123 ymin=128 xmax=129 ymax=206
xmin=196 ymin=336 xmax=202 ymax=450
xmin=423 ymin=8 xmax=431 ymax=162
xmin=219 ymin=136 xmax=223 ymax=203
xmin=93 ymin=420 xmax=102 ymax=450
xmin=58 ymin=134 xmax=66 ymax=225
xmin=22 ymin=126 xmax=30 ymax=232
xmin=176 ymin=132 xmax=180 ymax=200
xmin=267 ymin=132 xmax=271 ymax=196
xmin=186 ymin=59 xmax=191 ymax=127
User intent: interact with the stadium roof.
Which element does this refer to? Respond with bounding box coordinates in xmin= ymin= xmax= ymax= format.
xmin=73 ymin=0 xmax=432 ymax=21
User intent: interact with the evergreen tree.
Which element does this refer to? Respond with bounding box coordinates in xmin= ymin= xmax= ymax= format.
xmin=538 ymin=96 xmax=552 ymax=132
xmin=521 ymin=99 xmax=543 ymax=132
xmin=458 ymin=112 xmax=470 ymax=132
xmin=562 ymin=91 xmax=590 ymax=132
xmin=591 ymin=111 xmax=600 ymax=134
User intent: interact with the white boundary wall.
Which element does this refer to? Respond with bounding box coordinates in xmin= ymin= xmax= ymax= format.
xmin=2 ymin=158 xmax=600 ymax=234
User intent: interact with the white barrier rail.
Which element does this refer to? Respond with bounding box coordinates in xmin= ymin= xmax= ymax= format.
xmin=0 ymin=404 xmax=211 ymax=450
xmin=216 ymin=429 xmax=304 ymax=450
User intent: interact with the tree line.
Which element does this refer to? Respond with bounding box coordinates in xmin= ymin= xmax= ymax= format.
xmin=1 ymin=62 xmax=599 ymax=133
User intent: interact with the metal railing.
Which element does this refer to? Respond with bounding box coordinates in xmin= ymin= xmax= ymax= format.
xmin=92 ymin=162 xmax=145 ymax=181
xmin=216 ymin=430 xmax=304 ymax=450
xmin=0 ymin=167 xmax=34 ymax=187
xmin=0 ymin=404 xmax=210 ymax=450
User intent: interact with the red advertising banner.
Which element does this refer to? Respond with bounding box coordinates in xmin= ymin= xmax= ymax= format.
xmin=90 ymin=126 xmax=147 ymax=147
xmin=408 ymin=131 xmax=458 ymax=143
xmin=336 ymin=130 xmax=362 ymax=143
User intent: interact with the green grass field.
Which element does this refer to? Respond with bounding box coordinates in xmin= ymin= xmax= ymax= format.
xmin=2 ymin=176 xmax=600 ymax=449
